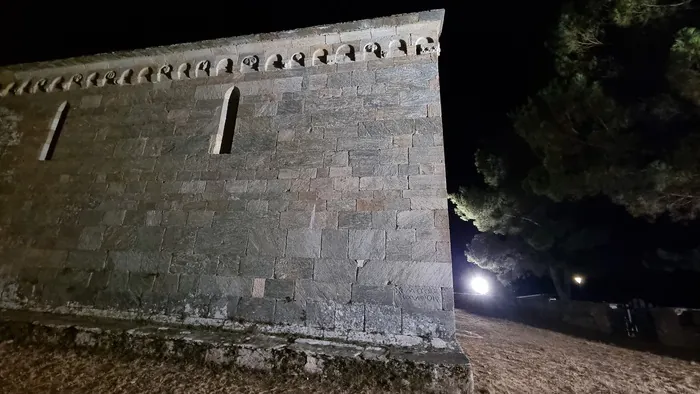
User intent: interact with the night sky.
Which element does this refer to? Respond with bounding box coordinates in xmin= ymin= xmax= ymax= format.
xmin=3 ymin=2 xmax=698 ymax=306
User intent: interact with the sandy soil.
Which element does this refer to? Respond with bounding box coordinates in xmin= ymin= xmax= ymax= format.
xmin=0 ymin=311 xmax=698 ymax=393
xmin=456 ymin=311 xmax=700 ymax=393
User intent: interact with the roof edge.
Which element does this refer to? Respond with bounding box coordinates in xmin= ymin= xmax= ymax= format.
xmin=0 ymin=9 xmax=445 ymax=75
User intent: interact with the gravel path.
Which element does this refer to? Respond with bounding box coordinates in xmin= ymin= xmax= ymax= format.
xmin=1 ymin=311 xmax=697 ymax=393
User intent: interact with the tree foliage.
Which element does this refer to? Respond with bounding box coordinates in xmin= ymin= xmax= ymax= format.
xmin=451 ymin=0 xmax=700 ymax=297
xmin=518 ymin=0 xmax=700 ymax=222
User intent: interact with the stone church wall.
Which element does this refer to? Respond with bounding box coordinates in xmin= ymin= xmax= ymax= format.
xmin=0 ymin=10 xmax=454 ymax=348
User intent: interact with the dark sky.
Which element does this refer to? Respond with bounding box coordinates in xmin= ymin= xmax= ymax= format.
xmin=5 ymin=2 xmax=696 ymax=305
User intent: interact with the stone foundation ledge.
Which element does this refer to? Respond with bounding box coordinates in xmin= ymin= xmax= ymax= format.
xmin=0 ymin=309 xmax=473 ymax=394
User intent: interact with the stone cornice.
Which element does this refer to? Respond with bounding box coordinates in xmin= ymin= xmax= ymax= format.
xmin=0 ymin=9 xmax=444 ymax=99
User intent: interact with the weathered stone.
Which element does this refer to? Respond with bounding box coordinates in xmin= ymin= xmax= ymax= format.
xmin=351 ymin=284 xmax=395 ymax=306
xmin=237 ymin=298 xmax=275 ymax=323
xmin=395 ymin=286 xmax=442 ymax=311
xmin=274 ymin=258 xmax=313 ymax=279
xmin=107 ymin=250 xmax=142 ymax=272
xmin=198 ymin=275 xmax=252 ymax=297
xmin=321 ymin=229 xmax=349 ymax=259
xmin=442 ymin=287 xmax=455 ymax=311
xmin=285 ymin=229 xmax=322 ymax=258
xmin=410 ymin=197 xmax=447 ymax=210
xmin=0 ymin=309 xmax=473 ymax=392
xmin=80 ymin=95 xmax=102 ymax=109
xmin=239 ymin=256 xmax=275 ymax=278
xmin=162 ymin=227 xmax=196 ymax=252
xmin=77 ymin=226 xmax=104 ymax=251
xmin=264 ymin=279 xmax=295 ymax=299
xmin=357 ymin=261 xmax=452 ymax=287
xmin=372 ymin=211 xmax=397 ymax=229
xmin=408 ymin=147 xmax=444 ymax=164
xmin=295 ymin=280 xmax=351 ymax=304
xmin=195 ymin=226 xmax=247 ymax=255
xmin=66 ymin=251 xmax=107 ymax=271
xmin=103 ymin=210 xmax=126 ymax=226
xmin=335 ymin=304 xmax=365 ymax=331
xmin=170 ymin=253 xmax=217 ymax=275
xmin=402 ymin=311 xmax=456 ymax=340
xmin=0 ymin=9 xmax=460 ymax=362
xmin=349 ymin=230 xmax=386 ymax=260
xmin=274 ymin=300 xmax=305 ymax=324
xmin=397 ymin=210 xmax=434 ymax=229
xmin=248 ymin=228 xmax=286 ymax=257
xmin=187 ymin=211 xmax=214 ymax=227
xmin=365 ymin=304 xmax=401 ymax=334
xmin=306 ymin=300 xmax=335 ymax=329
xmin=408 ymin=175 xmax=446 ymax=190
xmin=314 ymin=258 xmax=356 ymax=283
xmin=249 ymin=277 xmax=264 ymax=298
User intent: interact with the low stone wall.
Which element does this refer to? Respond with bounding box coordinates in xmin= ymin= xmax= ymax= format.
xmin=456 ymin=293 xmax=700 ymax=351
xmin=650 ymin=308 xmax=700 ymax=349
xmin=514 ymin=295 xmax=614 ymax=335
xmin=0 ymin=308 xmax=474 ymax=393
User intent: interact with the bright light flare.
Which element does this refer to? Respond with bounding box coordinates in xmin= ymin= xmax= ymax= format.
xmin=470 ymin=276 xmax=490 ymax=295
xmin=573 ymin=275 xmax=584 ymax=285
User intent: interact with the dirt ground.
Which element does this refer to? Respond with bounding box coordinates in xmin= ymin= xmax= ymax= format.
xmin=456 ymin=311 xmax=700 ymax=394
xmin=0 ymin=310 xmax=698 ymax=393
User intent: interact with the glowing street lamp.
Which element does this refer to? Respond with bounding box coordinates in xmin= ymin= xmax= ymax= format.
xmin=470 ymin=276 xmax=490 ymax=295
xmin=573 ymin=275 xmax=585 ymax=285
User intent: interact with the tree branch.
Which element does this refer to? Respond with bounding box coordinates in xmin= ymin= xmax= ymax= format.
xmin=503 ymin=214 xmax=541 ymax=226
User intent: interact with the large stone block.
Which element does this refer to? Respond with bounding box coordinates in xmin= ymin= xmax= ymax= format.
xmin=77 ymin=226 xmax=104 ymax=251
xmin=162 ymin=227 xmax=197 ymax=252
xmin=357 ymin=261 xmax=452 ymax=287
xmin=295 ymin=280 xmax=351 ymax=304
xmin=394 ymin=286 xmax=442 ymax=312
xmin=274 ymin=258 xmax=313 ymax=279
xmin=348 ymin=230 xmax=386 ymax=260
xmin=397 ymin=210 xmax=435 ymax=229
xmin=320 ymin=229 xmax=349 ymax=259
xmin=236 ymin=298 xmax=275 ymax=323
xmin=239 ymin=256 xmax=275 ymax=278
xmin=66 ymin=251 xmax=107 ymax=271
xmin=306 ymin=300 xmax=336 ymax=329
xmin=248 ymin=228 xmax=286 ymax=257
xmin=351 ymin=284 xmax=395 ymax=306
xmin=274 ymin=300 xmax=305 ymax=325
xmin=198 ymin=275 xmax=252 ymax=297
xmin=365 ymin=304 xmax=401 ymax=334
xmin=285 ymin=229 xmax=322 ymax=258
xmin=402 ymin=311 xmax=456 ymax=339
xmin=338 ymin=212 xmax=371 ymax=229
xmin=170 ymin=253 xmax=217 ymax=275
xmin=314 ymin=258 xmax=356 ymax=283
xmin=375 ymin=63 xmax=438 ymax=87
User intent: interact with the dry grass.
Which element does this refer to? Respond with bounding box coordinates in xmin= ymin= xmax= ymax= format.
xmin=457 ymin=310 xmax=700 ymax=394
xmin=0 ymin=312 xmax=698 ymax=393
xmin=0 ymin=340 xmax=337 ymax=394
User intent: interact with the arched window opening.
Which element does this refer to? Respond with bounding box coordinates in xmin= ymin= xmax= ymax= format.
xmin=211 ymin=87 xmax=240 ymax=154
xmin=39 ymin=101 xmax=69 ymax=160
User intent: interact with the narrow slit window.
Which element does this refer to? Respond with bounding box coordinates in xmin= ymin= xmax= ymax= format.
xmin=211 ymin=86 xmax=240 ymax=154
xmin=39 ymin=101 xmax=69 ymax=160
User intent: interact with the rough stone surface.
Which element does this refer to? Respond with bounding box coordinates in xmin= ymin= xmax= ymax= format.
xmin=0 ymin=309 xmax=474 ymax=394
xmin=0 ymin=8 xmax=457 ymax=360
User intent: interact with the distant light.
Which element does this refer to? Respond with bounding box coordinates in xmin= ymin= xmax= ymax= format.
xmin=573 ymin=275 xmax=584 ymax=285
xmin=470 ymin=277 xmax=490 ymax=295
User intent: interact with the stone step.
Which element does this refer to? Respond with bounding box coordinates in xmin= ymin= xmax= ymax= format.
xmin=0 ymin=308 xmax=473 ymax=393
